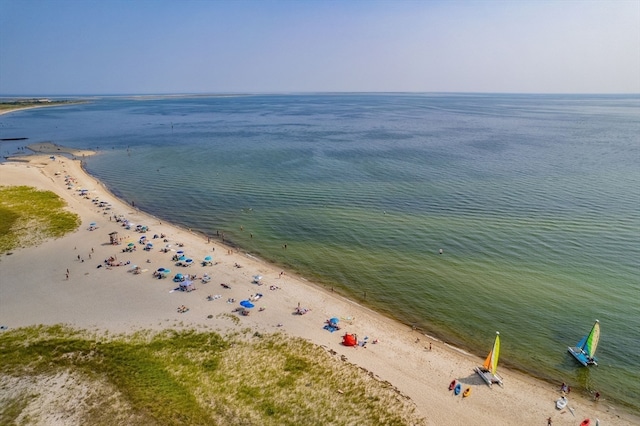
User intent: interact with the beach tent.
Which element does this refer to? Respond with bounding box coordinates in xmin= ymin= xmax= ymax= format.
xmin=342 ymin=333 xmax=357 ymax=347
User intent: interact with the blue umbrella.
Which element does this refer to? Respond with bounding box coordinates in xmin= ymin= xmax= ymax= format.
xmin=157 ymin=267 xmax=165 ymax=272
xmin=240 ymin=300 xmax=255 ymax=309
xmin=330 ymin=317 xmax=339 ymax=325
xmin=177 ymin=250 xmax=184 ymax=255
xmin=204 ymin=256 xmax=212 ymax=262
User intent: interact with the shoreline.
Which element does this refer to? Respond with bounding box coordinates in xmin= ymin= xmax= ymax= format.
xmin=0 ymin=100 xmax=88 ymax=116
xmin=1 ymin=151 xmax=637 ymax=425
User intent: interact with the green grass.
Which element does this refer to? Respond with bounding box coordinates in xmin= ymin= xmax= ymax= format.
xmin=0 ymin=186 xmax=80 ymax=253
xmin=0 ymin=326 xmax=425 ymax=426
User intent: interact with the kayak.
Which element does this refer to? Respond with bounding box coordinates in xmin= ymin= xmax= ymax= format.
xmin=454 ymin=383 xmax=461 ymax=395
xmin=580 ymin=420 xmax=591 ymax=426
xmin=463 ymin=387 xmax=471 ymax=398
xmin=449 ymin=379 xmax=457 ymax=391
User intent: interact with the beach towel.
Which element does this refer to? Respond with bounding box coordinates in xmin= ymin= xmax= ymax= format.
xmin=323 ymin=324 xmax=339 ymax=333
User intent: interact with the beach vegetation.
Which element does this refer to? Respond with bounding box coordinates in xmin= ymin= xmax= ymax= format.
xmin=0 ymin=186 xmax=80 ymax=253
xmin=0 ymin=326 xmax=425 ymax=426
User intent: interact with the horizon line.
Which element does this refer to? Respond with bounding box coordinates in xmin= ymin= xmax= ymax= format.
xmin=2 ymin=91 xmax=639 ymax=99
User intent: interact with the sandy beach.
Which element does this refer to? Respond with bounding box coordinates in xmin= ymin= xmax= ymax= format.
xmin=0 ymin=152 xmax=636 ymax=426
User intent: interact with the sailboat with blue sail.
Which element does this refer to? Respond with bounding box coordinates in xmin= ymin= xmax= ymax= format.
xmin=474 ymin=331 xmax=503 ymax=387
xmin=568 ymin=320 xmax=600 ymax=367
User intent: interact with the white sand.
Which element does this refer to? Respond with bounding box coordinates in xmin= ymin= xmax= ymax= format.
xmin=0 ymin=154 xmax=636 ymax=426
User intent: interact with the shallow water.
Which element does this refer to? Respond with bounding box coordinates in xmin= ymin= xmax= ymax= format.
xmin=2 ymin=93 xmax=639 ymax=412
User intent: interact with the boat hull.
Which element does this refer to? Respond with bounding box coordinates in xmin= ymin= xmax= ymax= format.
xmin=474 ymin=366 xmax=504 ymax=387
xmin=556 ymin=396 xmax=568 ymax=409
xmin=568 ymin=346 xmax=598 ymax=366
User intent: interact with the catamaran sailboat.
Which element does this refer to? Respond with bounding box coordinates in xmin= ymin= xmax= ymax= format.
xmin=568 ymin=320 xmax=600 ymax=366
xmin=474 ymin=331 xmax=504 ymax=387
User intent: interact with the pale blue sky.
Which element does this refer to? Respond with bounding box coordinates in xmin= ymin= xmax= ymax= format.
xmin=1 ymin=0 xmax=638 ymax=95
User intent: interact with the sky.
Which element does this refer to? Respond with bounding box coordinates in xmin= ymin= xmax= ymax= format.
xmin=1 ymin=0 xmax=639 ymax=95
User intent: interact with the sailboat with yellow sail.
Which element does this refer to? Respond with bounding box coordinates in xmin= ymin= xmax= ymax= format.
xmin=568 ymin=320 xmax=600 ymax=366
xmin=474 ymin=331 xmax=504 ymax=387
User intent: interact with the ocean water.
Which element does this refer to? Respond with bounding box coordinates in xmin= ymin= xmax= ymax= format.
xmin=2 ymin=94 xmax=639 ymax=412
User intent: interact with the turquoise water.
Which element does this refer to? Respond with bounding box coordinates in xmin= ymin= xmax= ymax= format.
xmin=1 ymin=94 xmax=639 ymax=412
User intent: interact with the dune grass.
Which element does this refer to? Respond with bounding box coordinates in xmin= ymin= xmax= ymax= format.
xmin=0 ymin=186 xmax=80 ymax=253
xmin=0 ymin=326 xmax=425 ymax=426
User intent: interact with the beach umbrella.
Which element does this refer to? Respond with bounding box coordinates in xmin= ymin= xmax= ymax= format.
xmin=204 ymin=256 xmax=212 ymax=262
xmin=330 ymin=317 xmax=339 ymax=325
xmin=252 ymin=275 xmax=262 ymax=282
xmin=178 ymin=255 xmax=186 ymax=261
xmin=184 ymin=258 xmax=193 ymax=264
xmin=162 ymin=269 xmax=170 ymax=275
xmin=157 ymin=267 xmax=165 ymax=272
xmin=127 ymin=242 xmax=135 ymax=247
xmin=177 ymin=250 xmax=184 ymax=255
xmin=240 ymin=300 xmax=255 ymax=309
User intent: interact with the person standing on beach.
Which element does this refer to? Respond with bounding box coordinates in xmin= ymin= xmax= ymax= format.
xmin=547 ymin=417 xmax=552 ymax=425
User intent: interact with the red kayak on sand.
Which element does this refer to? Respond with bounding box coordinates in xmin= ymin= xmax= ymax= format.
xmin=580 ymin=420 xmax=590 ymax=426
xmin=449 ymin=379 xmax=457 ymax=391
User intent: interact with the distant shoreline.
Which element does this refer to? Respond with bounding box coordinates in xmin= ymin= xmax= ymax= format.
xmin=0 ymin=100 xmax=87 ymax=116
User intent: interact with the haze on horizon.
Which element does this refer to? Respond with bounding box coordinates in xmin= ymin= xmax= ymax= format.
xmin=1 ymin=0 xmax=639 ymax=95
